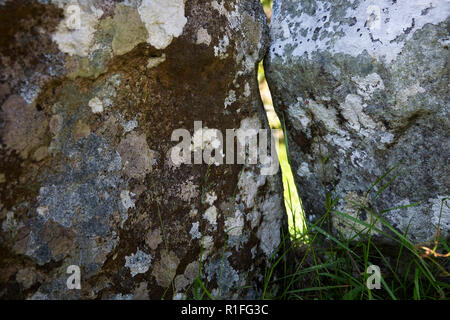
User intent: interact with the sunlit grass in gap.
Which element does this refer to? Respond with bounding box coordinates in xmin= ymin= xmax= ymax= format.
xmin=253 ymin=0 xmax=449 ymax=301
xmin=258 ymin=62 xmax=308 ymax=241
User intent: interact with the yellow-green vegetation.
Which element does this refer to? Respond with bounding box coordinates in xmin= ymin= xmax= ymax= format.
xmin=261 ymin=180 xmax=450 ymax=300
xmin=189 ymin=1 xmax=449 ymax=301
xmin=255 ymin=0 xmax=448 ymax=300
xmin=258 ymin=0 xmax=307 ymax=241
xmin=258 ymin=62 xmax=307 ymax=240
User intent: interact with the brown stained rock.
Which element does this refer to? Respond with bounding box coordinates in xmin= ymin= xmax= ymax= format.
xmin=0 ymin=0 xmax=285 ymax=300
xmin=11 ymin=225 xmax=32 ymax=256
xmin=0 ymin=83 xmax=10 ymax=104
xmin=132 ymin=282 xmax=150 ymax=300
xmin=32 ymin=146 xmax=49 ymax=162
xmin=146 ymin=228 xmax=163 ymax=251
xmin=183 ymin=260 xmax=199 ymax=284
xmin=1 ymin=95 xmax=48 ymax=159
xmin=72 ymin=120 xmax=91 ymax=141
xmin=0 ymin=0 xmax=64 ymax=103
xmin=152 ymin=250 xmax=180 ymax=288
xmin=39 ymin=220 xmax=76 ymax=259
xmin=116 ymin=132 xmax=153 ymax=180
xmin=49 ymin=114 xmax=63 ymax=135
xmin=16 ymin=267 xmax=45 ymax=290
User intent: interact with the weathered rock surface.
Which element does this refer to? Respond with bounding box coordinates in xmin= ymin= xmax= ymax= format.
xmin=0 ymin=0 xmax=285 ymax=299
xmin=266 ymin=0 xmax=449 ymax=243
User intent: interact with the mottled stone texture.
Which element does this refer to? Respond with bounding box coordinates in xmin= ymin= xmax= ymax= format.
xmin=266 ymin=0 xmax=449 ymax=244
xmin=0 ymin=0 xmax=286 ymax=299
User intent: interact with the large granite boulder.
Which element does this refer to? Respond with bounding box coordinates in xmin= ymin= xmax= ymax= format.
xmin=265 ymin=0 xmax=449 ymax=243
xmin=0 ymin=0 xmax=285 ymax=299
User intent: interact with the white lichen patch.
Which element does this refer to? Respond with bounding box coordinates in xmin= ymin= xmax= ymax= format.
xmin=224 ymin=210 xmax=244 ymax=236
xmin=211 ymin=0 xmax=228 ymax=16
xmin=244 ymin=83 xmax=251 ymax=98
xmin=203 ymin=206 xmax=218 ymax=229
xmin=189 ymin=207 xmax=198 ymax=218
xmin=379 ymin=131 xmax=395 ymax=145
xmin=339 ymin=94 xmax=377 ymax=134
xmin=270 ymin=0 xmax=450 ymax=63
xmin=247 ymin=210 xmax=261 ymax=229
xmin=352 ymin=73 xmax=385 ymax=99
xmin=257 ymin=194 xmax=283 ymax=257
xmin=296 ymin=162 xmax=312 ymax=178
xmin=191 ymin=127 xmax=219 ymax=150
xmin=214 ymin=35 xmax=230 ymax=59
xmin=224 ymin=90 xmax=236 ymax=108
xmin=196 ymin=27 xmax=212 ymax=46
xmin=173 ymin=292 xmax=187 ymax=300
xmin=125 ymin=248 xmax=152 ymax=277
xmin=88 ymin=97 xmax=104 ymax=113
xmin=236 ymin=116 xmax=264 ymax=165
xmin=201 ymin=235 xmax=214 ymax=259
xmin=37 ymin=206 xmax=49 ymax=217
xmin=324 ymin=134 xmax=352 ymax=151
xmin=287 ymin=101 xmax=311 ymax=130
xmin=52 ymin=3 xmax=103 ymax=57
xmin=251 ymin=246 xmax=257 ymax=259
xmin=122 ymin=118 xmax=139 ymax=133
xmin=138 ymin=0 xmax=187 ymax=50
xmin=237 ymin=170 xmax=266 ymax=209
xmin=147 ymin=54 xmax=166 ymax=69
xmin=206 ymin=252 xmax=240 ymax=297
xmin=350 ymin=149 xmax=368 ymax=168
xmin=205 ymin=191 xmax=217 ymax=206
xmin=120 ymin=190 xmax=136 ymax=210
xmin=308 ymin=99 xmax=341 ymax=134
xmin=189 ymin=222 xmax=202 ymax=239
xmin=396 ymin=82 xmax=426 ymax=105
xmin=178 ymin=178 xmax=199 ymax=202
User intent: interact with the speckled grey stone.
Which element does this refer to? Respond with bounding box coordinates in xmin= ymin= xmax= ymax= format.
xmin=265 ymin=0 xmax=450 ymax=243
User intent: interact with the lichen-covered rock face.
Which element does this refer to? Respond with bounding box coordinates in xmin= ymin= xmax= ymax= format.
xmin=265 ymin=0 xmax=449 ymax=244
xmin=0 ymin=0 xmax=285 ymax=299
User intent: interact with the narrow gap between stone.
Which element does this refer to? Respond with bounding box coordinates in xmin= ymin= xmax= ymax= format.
xmin=258 ymin=1 xmax=307 ymax=241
